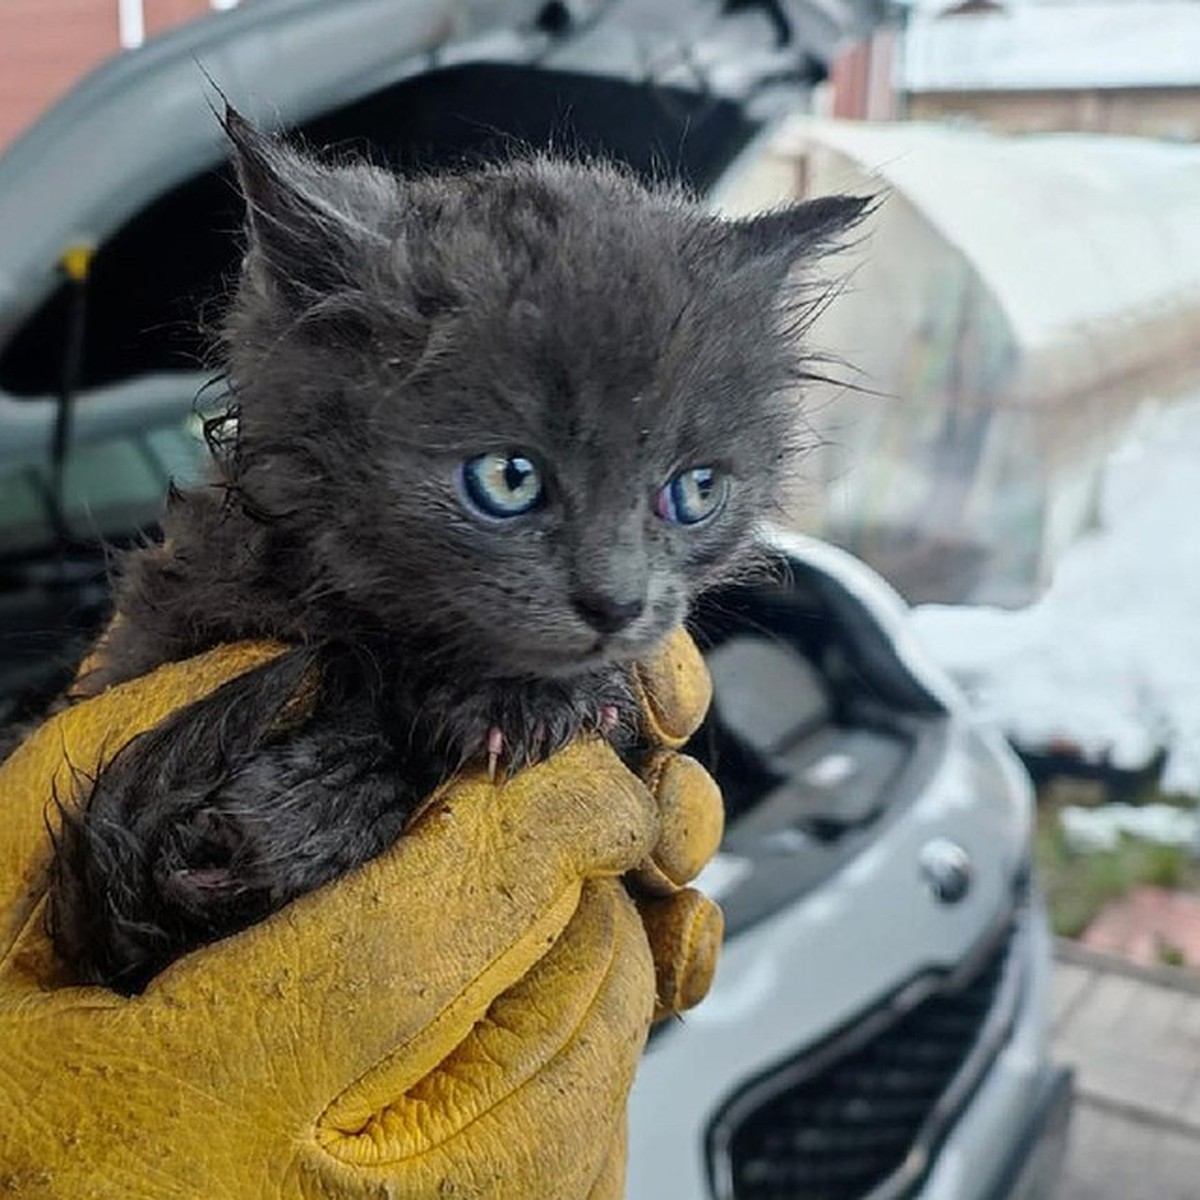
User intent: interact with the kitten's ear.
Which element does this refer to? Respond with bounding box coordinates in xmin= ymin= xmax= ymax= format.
xmin=223 ymin=106 xmax=394 ymax=306
xmin=727 ymin=194 xmax=874 ymax=275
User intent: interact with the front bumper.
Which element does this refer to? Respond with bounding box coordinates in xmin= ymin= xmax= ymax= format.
xmin=628 ymin=885 xmax=1068 ymax=1200
xmin=916 ymin=905 xmax=1073 ymax=1200
xmin=984 ymin=1065 xmax=1074 ymax=1200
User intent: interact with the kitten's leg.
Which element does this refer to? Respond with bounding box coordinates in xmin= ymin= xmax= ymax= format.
xmin=48 ymin=654 xmax=421 ymax=993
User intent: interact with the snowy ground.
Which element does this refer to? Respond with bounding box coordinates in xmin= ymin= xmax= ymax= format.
xmin=909 ymin=393 xmax=1200 ymax=798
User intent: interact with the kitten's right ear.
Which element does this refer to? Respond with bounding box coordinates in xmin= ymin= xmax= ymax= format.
xmin=726 ymin=193 xmax=876 ymax=280
xmin=223 ymin=106 xmax=393 ymax=307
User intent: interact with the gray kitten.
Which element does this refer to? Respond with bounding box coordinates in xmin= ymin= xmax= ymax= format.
xmin=48 ymin=110 xmax=868 ymax=992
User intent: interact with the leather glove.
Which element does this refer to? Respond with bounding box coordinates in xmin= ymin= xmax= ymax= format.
xmin=0 ymin=631 xmax=723 ymax=1198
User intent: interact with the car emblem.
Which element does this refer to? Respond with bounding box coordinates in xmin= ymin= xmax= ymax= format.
xmin=919 ymin=838 xmax=973 ymax=904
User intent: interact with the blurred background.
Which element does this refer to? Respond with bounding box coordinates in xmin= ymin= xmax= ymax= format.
xmin=1 ymin=2 xmax=1198 ymax=1197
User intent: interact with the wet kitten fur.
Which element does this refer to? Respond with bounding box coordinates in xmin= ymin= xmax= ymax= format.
xmin=48 ymin=111 xmax=867 ymax=991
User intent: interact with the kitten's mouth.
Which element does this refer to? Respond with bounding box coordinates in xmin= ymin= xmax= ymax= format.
xmin=479 ymin=601 xmax=684 ymax=678
xmin=583 ymin=630 xmax=656 ymax=662
xmin=521 ymin=643 xmax=625 ymax=676
xmin=491 ymin=631 xmax=662 ymax=679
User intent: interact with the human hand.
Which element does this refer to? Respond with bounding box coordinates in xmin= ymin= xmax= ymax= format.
xmin=0 ymin=631 xmax=722 ymax=1198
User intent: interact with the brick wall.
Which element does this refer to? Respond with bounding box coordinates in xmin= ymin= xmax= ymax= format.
xmin=0 ymin=0 xmax=225 ymax=153
xmin=907 ymin=88 xmax=1200 ymax=142
xmin=830 ymin=32 xmax=898 ymax=122
xmin=0 ymin=1 xmax=120 ymax=151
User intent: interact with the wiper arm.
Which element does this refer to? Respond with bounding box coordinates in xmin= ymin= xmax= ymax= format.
xmin=48 ymin=242 xmax=95 ymax=548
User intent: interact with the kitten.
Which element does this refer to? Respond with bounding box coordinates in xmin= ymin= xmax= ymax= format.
xmin=47 ymin=110 xmax=867 ymax=993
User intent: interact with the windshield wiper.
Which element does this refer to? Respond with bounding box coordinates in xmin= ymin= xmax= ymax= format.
xmin=48 ymin=242 xmax=95 ymax=549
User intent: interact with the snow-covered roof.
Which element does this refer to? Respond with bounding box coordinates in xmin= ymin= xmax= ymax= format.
xmin=903 ymin=2 xmax=1200 ymax=92
xmin=781 ymin=119 xmax=1200 ymax=348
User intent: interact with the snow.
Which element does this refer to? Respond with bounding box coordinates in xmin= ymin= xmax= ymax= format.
xmin=909 ymin=393 xmax=1200 ymax=796
xmin=1060 ymin=804 xmax=1198 ymax=853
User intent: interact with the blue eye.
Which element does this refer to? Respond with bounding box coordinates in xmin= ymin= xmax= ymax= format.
xmin=460 ymin=452 xmax=545 ymax=518
xmin=656 ymin=466 xmax=728 ymax=525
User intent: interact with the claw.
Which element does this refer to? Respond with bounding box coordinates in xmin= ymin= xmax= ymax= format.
xmin=600 ymin=704 xmax=619 ymax=735
xmin=486 ymin=725 xmax=504 ymax=782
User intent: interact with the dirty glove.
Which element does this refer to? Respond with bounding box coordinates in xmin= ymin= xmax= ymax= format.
xmin=0 ymin=630 xmax=723 ymax=1198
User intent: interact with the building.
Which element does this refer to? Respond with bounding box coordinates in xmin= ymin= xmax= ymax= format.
xmin=829 ymin=1 xmax=1200 ymax=140
xmin=0 ymin=1 xmax=241 ymax=153
xmin=902 ymin=0 xmax=1200 ymax=140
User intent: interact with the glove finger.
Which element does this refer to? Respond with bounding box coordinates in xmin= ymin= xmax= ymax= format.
xmin=145 ymin=739 xmax=659 ymax=1096
xmin=631 ymin=628 xmax=712 ymax=750
xmin=630 ymin=751 xmax=724 ymax=895
xmin=307 ymin=879 xmax=653 ymax=1200
xmin=637 ymin=888 xmax=724 ymax=1021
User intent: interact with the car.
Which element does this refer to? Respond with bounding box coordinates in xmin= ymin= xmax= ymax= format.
xmin=0 ymin=2 xmax=1071 ymax=1197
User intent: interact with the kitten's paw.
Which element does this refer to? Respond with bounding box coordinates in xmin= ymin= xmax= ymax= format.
xmin=456 ymin=669 xmax=638 ymax=780
xmin=486 ymin=726 xmax=504 ymax=782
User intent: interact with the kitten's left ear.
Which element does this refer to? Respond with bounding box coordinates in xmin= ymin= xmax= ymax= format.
xmin=223 ymin=105 xmax=394 ymax=307
xmin=728 ymin=194 xmax=875 ymax=273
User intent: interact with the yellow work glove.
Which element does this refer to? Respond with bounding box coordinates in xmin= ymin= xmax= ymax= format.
xmin=0 ymin=631 xmax=723 ymax=1199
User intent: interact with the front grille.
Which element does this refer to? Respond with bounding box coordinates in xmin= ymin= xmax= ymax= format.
xmin=708 ymin=914 xmax=1024 ymax=1200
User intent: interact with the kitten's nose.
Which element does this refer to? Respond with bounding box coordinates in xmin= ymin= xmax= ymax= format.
xmin=571 ymin=591 xmax=645 ymax=635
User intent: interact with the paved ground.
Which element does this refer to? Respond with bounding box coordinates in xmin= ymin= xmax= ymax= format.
xmin=1080 ymin=885 xmax=1200 ymax=969
xmin=1051 ymin=945 xmax=1200 ymax=1198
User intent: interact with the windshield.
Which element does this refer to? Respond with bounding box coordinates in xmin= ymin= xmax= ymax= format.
xmin=0 ymin=414 xmax=209 ymax=558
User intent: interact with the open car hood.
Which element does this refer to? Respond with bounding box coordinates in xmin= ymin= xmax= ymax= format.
xmin=0 ymin=0 xmax=885 ymax=470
